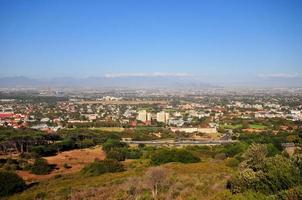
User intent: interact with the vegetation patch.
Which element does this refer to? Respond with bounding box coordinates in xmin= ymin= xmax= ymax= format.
xmin=0 ymin=170 xmax=26 ymax=197
xmin=150 ymin=148 xmax=200 ymax=165
xmin=81 ymin=159 xmax=124 ymax=176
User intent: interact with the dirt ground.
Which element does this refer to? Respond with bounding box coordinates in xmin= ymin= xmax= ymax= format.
xmin=17 ymin=146 xmax=105 ymax=182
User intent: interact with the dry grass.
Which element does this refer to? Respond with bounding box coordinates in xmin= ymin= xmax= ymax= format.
xmin=10 ymin=159 xmax=235 ymax=200
xmin=16 ymin=146 xmax=105 ymax=182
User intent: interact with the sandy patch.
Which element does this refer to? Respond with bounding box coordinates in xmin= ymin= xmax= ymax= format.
xmin=17 ymin=146 xmax=105 ymax=182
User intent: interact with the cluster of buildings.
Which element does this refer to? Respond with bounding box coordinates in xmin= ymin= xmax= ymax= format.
xmin=0 ymin=93 xmax=301 ymax=136
xmin=227 ymin=101 xmax=302 ymax=121
xmin=136 ymin=110 xmax=170 ymax=124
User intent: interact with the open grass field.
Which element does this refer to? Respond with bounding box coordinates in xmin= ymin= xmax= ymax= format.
xmin=249 ymin=124 xmax=267 ymax=129
xmin=223 ymin=124 xmax=267 ymax=130
xmin=222 ymin=124 xmax=243 ymax=129
xmin=9 ymin=159 xmax=234 ymax=200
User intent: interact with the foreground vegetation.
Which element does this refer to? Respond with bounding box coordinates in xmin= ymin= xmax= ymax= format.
xmin=0 ymin=124 xmax=301 ymax=199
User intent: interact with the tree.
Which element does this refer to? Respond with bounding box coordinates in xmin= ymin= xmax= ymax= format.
xmin=81 ymin=159 xmax=124 ymax=176
xmin=150 ymin=148 xmax=200 ymax=165
xmin=106 ymin=149 xmax=126 ymax=161
xmin=102 ymin=139 xmax=127 ymax=152
xmin=30 ymin=158 xmax=53 ymax=175
xmin=242 ymin=144 xmax=267 ymax=170
xmin=0 ymin=170 xmax=26 ymax=197
xmin=146 ymin=167 xmax=167 ymax=199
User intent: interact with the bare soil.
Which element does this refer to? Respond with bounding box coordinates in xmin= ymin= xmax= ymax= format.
xmin=17 ymin=146 xmax=105 ymax=182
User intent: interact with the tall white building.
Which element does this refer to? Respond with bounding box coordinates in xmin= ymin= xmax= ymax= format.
xmin=156 ymin=111 xmax=169 ymax=123
xmin=147 ymin=113 xmax=152 ymax=121
xmin=137 ymin=110 xmax=147 ymax=122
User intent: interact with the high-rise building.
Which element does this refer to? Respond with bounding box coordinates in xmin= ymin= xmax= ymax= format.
xmin=156 ymin=111 xmax=169 ymax=123
xmin=147 ymin=113 xmax=152 ymax=121
xmin=137 ymin=110 xmax=147 ymax=122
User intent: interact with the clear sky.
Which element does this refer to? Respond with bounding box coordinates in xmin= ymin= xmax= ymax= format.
xmin=0 ymin=0 xmax=302 ymax=85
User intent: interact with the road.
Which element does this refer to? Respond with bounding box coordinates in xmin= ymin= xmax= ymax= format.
xmin=124 ymin=139 xmax=237 ymax=146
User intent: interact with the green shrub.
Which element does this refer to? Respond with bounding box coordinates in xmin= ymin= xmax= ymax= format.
xmin=81 ymin=159 xmax=124 ymax=176
xmin=57 ymin=139 xmax=76 ymax=151
xmin=102 ymin=139 xmax=128 ymax=152
xmin=31 ymin=145 xmax=58 ymax=157
xmin=228 ymin=153 xmax=301 ymax=195
xmin=225 ymin=158 xmax=240 ymax=168
xmin=0 ymin=170 xmax=26 ymax=197
xmin=77 ymin=138 xmax=95 ymax=148
xmin=150 ymin=148 xmax=200 ymax=165
xmin=30 ymin=158 xmax=53 ymax=175
xmin=263 ymin=155 xmax=300 ymax=193
xmin=106 ymin=150 xmax=126 ymax=161
xmin=125 ymin=149 xmax=142 ymax=159
xmin=224 ymin=143 xmax=248 ymax=157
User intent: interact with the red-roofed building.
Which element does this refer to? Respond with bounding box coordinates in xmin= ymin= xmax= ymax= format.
xmin=0 ymin=113 xmax=14 ymax=119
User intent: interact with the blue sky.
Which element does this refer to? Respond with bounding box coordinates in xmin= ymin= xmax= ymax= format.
xmin=0 ymin=0 xmax=302 ymax=85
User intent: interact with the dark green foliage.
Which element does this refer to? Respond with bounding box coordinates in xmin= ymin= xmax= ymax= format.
xmin=224 ymin=142 xmax=248 ymax=157
xmin=125 ymin=148 xmax=142 ymax=159
xmin=266 ymin=143 xmax=280 ymax=157
xmin=239 ymin=132 xmax=287 ymax=151
xmin=31 ymin=145 xmax=58 ymax=157
xmin=262 ymin=155 xmax=300 ymax=193
xmin=151 ymin=148 xmax=200 ymax=165
xmin=0 ymin=127 xmax=60 ymax=154
xmin=106 ymin=149 xmax=126 ymax=161
xmin=30 ymin=158 xmax=54 ymax=175
xmin=102 ymin=139 xmax=128 ymax=152
xmin=0 ymin=170 xmax=26 ymax=197
xmin=57 ymin=139 xmax=77 ymax=151
xmin=77 ymin=138 xmax=95 ymax=148
xmin=81 ymin=159 xmax=124 ymax=176
xmin=228 ymin=144 xmax=302 ymax=197
xmin=185 ymin=145 xmax=223 ymax=158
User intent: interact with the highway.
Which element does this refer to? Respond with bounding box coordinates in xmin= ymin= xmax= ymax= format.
xmin=123 ymin=139 xmax=237 ymax=146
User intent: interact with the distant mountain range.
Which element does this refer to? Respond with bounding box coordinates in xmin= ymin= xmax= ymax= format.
xmin=0 ymin=76 xmax=215 ymax=88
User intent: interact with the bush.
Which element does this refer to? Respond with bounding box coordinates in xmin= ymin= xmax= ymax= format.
xmin=77 ymin=138 xmax=95 ymax=148
xmin=30 ymin=158 xmax=53 ymax=175
xmin=0 ymin=170 xmax=26 ymax=197
xmin=31 ymin=145 xmax=57 ymax=157
xmin=81 ymin=159 xmax=124 ymax=176
xmin=57 ymin=139 xmax=76 ymax=151
xmin=150 ymin=148 xmax=200 ymax=165
xmin=125 ymin=149 xmax=142 ymax=159
xmin=224 ymin=143 xmax=248 ymax=157
xmin=263 ymin=155 xmax=300 ymax=193
xmin=102 ymin=139 xmax=128 ymax=152
xmin=225 ymin=158 xmax=240 ymax=168
xmin=106 ymin=150 xmax=126 ymax=161
xmin=228 ymin=153 xmax=301 ymax=195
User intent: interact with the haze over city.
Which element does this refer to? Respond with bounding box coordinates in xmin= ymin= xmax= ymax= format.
xmin=1 ymin=0 xmax=302 ymax=87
